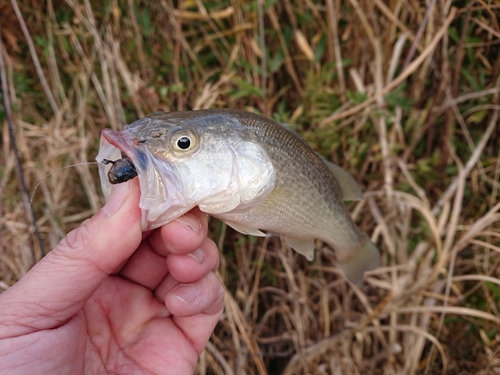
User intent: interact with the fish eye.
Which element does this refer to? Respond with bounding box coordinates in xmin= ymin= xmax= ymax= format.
xmin=177 ymin=136 xmax=191 ymax=149
xmin=171 ymin=129 xmax=198 ymax=152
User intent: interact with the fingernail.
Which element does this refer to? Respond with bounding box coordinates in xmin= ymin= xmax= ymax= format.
xmin=177 ymin=214 xmax=201 ymax=236
xmin=172 ymin=284 xmax=198 ymax=304
xmin=187 ymin=248 xmax=205 ymax=264
xmin=102 ymin=182 xmax=130 ymax=216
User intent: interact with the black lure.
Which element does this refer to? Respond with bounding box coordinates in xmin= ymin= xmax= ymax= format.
xmin=102 ymin=152 xmax=138 ymax=184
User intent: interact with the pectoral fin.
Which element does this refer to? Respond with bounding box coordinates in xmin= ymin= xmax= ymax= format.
xmin=224 ymin=221 xmax=267 ymax=237
xmin=323 ymin=160 xmax=363 ymax=201
xmin=283 ymin=237 xmax=315 ymax=261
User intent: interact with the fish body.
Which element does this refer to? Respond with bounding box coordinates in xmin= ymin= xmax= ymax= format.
xmin=96 ymin=109 xmax=380 ymax=283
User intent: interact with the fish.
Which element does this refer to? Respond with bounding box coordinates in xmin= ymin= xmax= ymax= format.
xmin=96 ymin=109 xmax=380 ymax=284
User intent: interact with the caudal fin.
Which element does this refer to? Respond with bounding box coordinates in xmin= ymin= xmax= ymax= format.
xmin=338 ymin=233 xmax=380 ymax=285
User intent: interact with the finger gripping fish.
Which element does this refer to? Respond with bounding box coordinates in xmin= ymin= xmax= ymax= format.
xmin=96 ymin=109 xmax=380 ymax=284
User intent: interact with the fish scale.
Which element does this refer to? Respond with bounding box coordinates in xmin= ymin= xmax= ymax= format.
xmin=220 ymin=110 xmax=357 ymax=239
xmin=96 ymin=109 xmax=380 ymax=284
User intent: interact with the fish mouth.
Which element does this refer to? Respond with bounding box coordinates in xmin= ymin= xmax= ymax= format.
xmin=96 ymin=128 xmax=148 ymax=197
xmin=100 ymin=129 xmax=143 ymax=185
xmin=101 ymin=129 xmax=147 ymax=168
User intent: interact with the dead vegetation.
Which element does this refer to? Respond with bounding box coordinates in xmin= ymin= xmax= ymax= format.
xmin=1 ymin=0 xmax=500 ymax=374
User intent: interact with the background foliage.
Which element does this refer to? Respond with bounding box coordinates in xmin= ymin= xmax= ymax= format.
xmin=1 ymin=0 xmax=499 ymax=373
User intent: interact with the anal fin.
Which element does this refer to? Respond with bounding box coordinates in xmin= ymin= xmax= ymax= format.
xmin=283 ymin=237 xmax=315 ymax=261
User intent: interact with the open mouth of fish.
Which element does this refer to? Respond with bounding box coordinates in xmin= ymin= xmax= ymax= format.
xmin=100 ymin=133 xmax=139 ymax=185
xmin=97 ymin=129 xmax=141 ymax=187
xmin=96 ymin=126 xmax=156 ymax=190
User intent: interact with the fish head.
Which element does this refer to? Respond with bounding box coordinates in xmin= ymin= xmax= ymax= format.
xmin=96 ymin=110 xmax=276 ymax=230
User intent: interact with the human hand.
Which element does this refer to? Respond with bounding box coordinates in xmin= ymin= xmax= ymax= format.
xmin=0 ymin=180 xmax=224 ymax=374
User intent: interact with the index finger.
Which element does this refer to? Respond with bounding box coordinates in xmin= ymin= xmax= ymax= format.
xmin=146 ymin=207 xmax=209 ymax=257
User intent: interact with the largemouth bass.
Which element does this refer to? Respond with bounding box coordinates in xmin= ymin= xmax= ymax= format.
xmin=96 ymin=109 xmax=380 ymax=284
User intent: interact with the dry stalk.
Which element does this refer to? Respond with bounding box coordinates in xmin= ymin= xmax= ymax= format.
xmin=266 ymin=7 xmax=304 ymax=97
xmin=224 ymin=290 xmax=268 ymax=374
xmin=257 ymin=0 xmax=267 ymax=110
xmin=0 ymin=33 xmax=44 ymax=260
xmin=432 ymin=107 xmax=499 ymax=215
xmin=319 ymin=7 xmax=457 ymax=126
xmin=326 ymin=0 xmax=346 ymax=103
xmin=401 ymin=0 xmax=437 ymax=69
xmin=10 ymin=0 xmax=59 ymax=114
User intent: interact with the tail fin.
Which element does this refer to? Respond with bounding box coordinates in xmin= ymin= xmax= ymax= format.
xmin=338 ymin=233 xmax=380 ymax=285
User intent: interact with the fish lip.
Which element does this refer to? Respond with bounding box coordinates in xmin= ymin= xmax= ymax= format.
xmin=101 ymin=128 xmax=147 ymax=170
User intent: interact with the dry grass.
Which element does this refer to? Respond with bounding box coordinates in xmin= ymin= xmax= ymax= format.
xmin=1 ymin=0 xmax=500 ymax=374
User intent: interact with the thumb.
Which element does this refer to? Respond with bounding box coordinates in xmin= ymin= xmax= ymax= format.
xmin=0 ymin=180 xmax=142 ymax=338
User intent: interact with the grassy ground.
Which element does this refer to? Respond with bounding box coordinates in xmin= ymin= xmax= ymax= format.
xmin=1 ymin=0 xmax=500 ymax=373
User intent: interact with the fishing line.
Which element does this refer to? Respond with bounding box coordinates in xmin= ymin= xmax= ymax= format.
xmin=30 ymin=161 xmax=100 ymax=206
xmin=29 ymin=161 xmax=100 ymax=256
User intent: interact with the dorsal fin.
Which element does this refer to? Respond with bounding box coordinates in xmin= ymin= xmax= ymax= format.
xmin=323 ymin=160 xmax=363 ymax=201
